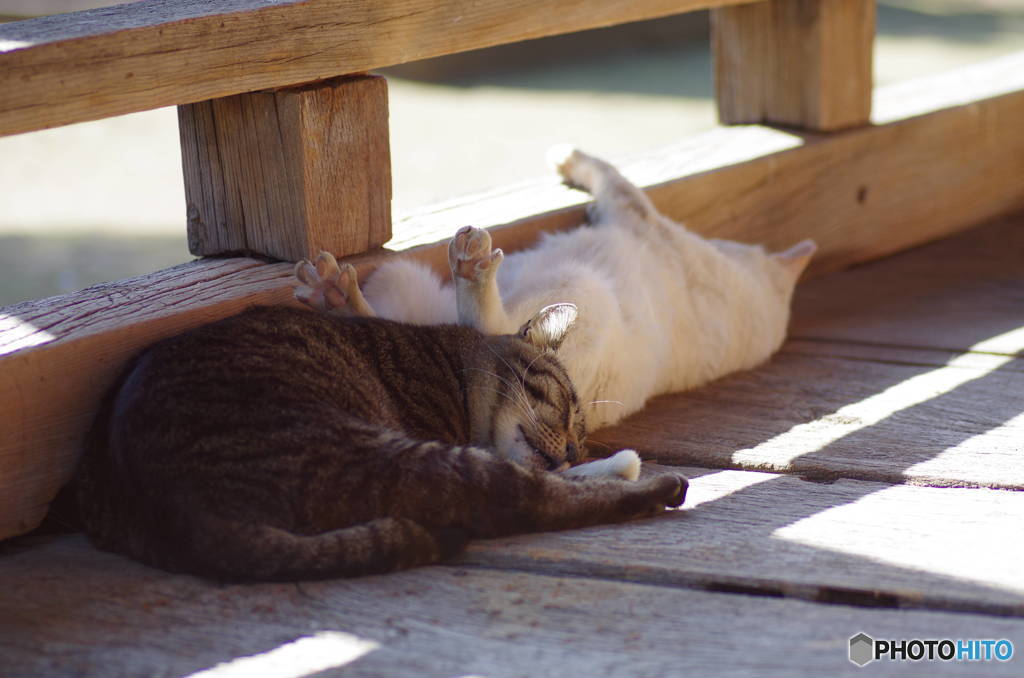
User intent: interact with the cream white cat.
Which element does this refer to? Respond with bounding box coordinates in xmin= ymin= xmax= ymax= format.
xmin=296 ymin=147 xmax=815 ymax=477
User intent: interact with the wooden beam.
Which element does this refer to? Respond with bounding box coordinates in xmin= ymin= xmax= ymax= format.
xmin=0 ymin=0 xmax=748 ymax=137
xmin=179 ymin=75 xmax=391 ymax=261
xmin=2 ymin=55 xmax=1023 ymax=540
xmin=712 ymin=0 xmax=875 ymax=130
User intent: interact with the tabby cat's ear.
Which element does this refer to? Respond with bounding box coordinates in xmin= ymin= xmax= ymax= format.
xmin=518 ymin=303 xmax=578 ymax=352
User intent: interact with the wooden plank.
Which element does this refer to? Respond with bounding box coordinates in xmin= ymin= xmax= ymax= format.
xmin=1 ymin=535 xmax=1022 ymax=677
xmin=180 ymin=75 xmax=391 ymax=261
xmin=791 ymin=212 xmax=1024 ymax=352
xmin=713 ymin=0 xmax=875 ymax=130
xmin=591 ymin=347 xmax=1024 ymax=489
xmin=2 ymin=58 xmax=1024 ymax=539
xmin=0 ymin=259 xmax=297 ymax=538
xmin=0 ymin=0 xmax=746 ymax=137
xmin=464 ymin=467 xmax=1024 ymax=617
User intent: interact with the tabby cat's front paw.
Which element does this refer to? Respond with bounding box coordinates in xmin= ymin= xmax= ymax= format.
xmin=294 ymin=251 xmax=358 ymax=314
xmin=625 ymin=473 xmax=688 ymax=519
xmin=449 ymin=226 xmax=504 ymax=285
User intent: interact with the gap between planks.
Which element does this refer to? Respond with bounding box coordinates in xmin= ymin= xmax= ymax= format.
xmin=3 ymin=536 xmax=1022 ymax=677
xmin=456 ymin=465 xmax=1024 ymax=619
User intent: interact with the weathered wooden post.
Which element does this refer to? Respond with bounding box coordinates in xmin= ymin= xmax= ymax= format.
xmin=178 ymin=74 xmax=391 ymax=261
xmin=712 ymin=0 xmax=875 ymax=131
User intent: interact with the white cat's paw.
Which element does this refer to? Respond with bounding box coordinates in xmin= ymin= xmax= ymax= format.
xmin=449 ymin=226 xmax=504 ymax=284
xmin=559 ymin=449 xmax=642 ymax=481
xmin=606 ymin=449 xmax=641 ymax=481
xmin=546 ymin=143 xmax=579 ymax=174
xmin=295 ymin=251 xmax=348 ymax=312
xmin=547 ymin=144 xmax=598 ymax=193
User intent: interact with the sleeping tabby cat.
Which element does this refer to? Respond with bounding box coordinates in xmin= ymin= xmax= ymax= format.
xmin=76 ymin=305 xmax=686 ymax=582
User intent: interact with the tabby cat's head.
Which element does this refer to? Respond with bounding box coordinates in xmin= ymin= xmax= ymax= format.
xmin=468 ymin=303 xmax=587 ymax=471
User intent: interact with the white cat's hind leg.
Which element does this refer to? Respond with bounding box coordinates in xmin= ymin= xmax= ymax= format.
xmin=547 ymin=145 xmax=659 ymax=226
xmin=448 ymin=226 xmax=516 ymax=334
xmin=561 ymin=449 xmax=641 ymax=481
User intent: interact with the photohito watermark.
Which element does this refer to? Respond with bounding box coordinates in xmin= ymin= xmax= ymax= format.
xmin=849 ymin=633 xmax=1014 ymax=667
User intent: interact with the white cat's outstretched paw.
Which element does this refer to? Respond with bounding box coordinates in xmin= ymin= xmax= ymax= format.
xmin=606 ymin=449 xmax=641 ymax=481
xmin=546 ymin=143 xmax=579 ymax=174
xmin=294 ymin=251 xmax=349 ymax=312
xmin=547 ymin=144 xmax=602 ymax=194
xmin=294 ymin=252 xmax=374 ymax=317
xmin=560 ymin=449 xmax=641 ymax=481
xmin=449 ymin=226 xmax=504 ymax=284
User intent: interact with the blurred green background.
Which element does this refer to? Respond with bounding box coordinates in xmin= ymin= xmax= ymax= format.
xmin=1 ymin=0 xmax=1022 ymax=306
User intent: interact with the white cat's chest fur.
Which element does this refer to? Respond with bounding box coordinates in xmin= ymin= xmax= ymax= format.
xmin=492 ymin=224 xmax=792 ymax=429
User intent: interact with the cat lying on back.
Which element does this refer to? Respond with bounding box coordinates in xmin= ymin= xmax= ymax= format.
xmin=296 ymin=147 xmax=816 ymax=432
xmin=76 ymin=305 xmax=687 ymax=582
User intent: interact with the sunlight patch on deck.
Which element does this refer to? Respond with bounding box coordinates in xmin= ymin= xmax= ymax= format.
xmin=680 ymin=469 xmax=778 ymax=510
xmin=186 ymin=631 xmax=379 ymax=678
xmin=731 ymin=326 xmax=1024 ymax=468
xmin=770 ymin=483 xmax=1024 ymax=593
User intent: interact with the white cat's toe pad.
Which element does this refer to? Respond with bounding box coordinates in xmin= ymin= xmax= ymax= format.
xmin=294 ymin=251 xmax=351 ymax=312
xmin=449 ymin=226 xmax=502 ymax=283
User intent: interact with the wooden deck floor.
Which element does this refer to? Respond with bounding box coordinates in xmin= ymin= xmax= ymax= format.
xmin=2 ymin=214 xmax=1023 ymax=677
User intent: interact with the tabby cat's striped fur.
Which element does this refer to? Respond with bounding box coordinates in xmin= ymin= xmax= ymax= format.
xmin=77 ymin=305 xmax=685 ymax=581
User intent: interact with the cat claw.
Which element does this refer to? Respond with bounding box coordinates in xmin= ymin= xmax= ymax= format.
xmin=294 ymin=251 xmax=357 ymax=313
xmin=449 ymin=226 xmax=504 ymax=284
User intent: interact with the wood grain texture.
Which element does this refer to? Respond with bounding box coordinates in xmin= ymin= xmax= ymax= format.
xmin=462 ymin=471 xmax=1024 ymax=618
xmin=180 ymin=75 xmax=391 ymax=261
xmin=713 ymin=0 xmax=875 ymax=130
xmin=463 ymin=467 xmax=1024 ymax=617
xmin=393 ymin=53 xmax=1024 ymax=279
xmin=0 ymin=258 xmax=297 ymax=539
xmin=791 ymin=212 xmax=1024 ymax=352
xmin=592 ymin=346 xmax=1024 ymax=489
xmin=1 ymin=535 xmax=1022 ymax=677
xmin=0 ymin=0 xmax=746 ymax=137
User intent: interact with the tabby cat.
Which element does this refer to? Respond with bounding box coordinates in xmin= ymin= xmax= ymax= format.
xmin=76 ymin=305 xmax=687 ymax=581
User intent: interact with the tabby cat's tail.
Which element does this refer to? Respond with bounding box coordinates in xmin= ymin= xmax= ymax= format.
xmin=177 ymin=514 xmax=469 ymax=582
xmin=81 ymin=458 xmax=468 ymax=582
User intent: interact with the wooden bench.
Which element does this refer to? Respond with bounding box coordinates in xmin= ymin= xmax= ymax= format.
xmin=2 ymin=0 xmax=1023 ymax=548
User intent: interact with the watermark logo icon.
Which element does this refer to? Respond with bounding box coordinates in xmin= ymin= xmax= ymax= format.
xmin=849 ymin=633 xmax=875 ymax=667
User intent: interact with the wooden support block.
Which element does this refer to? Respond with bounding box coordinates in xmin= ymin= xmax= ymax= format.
xmin=713 ymin=0 xmax=875 ymax=131
xmin=179 ymin=75 xmax=391 ymax=262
